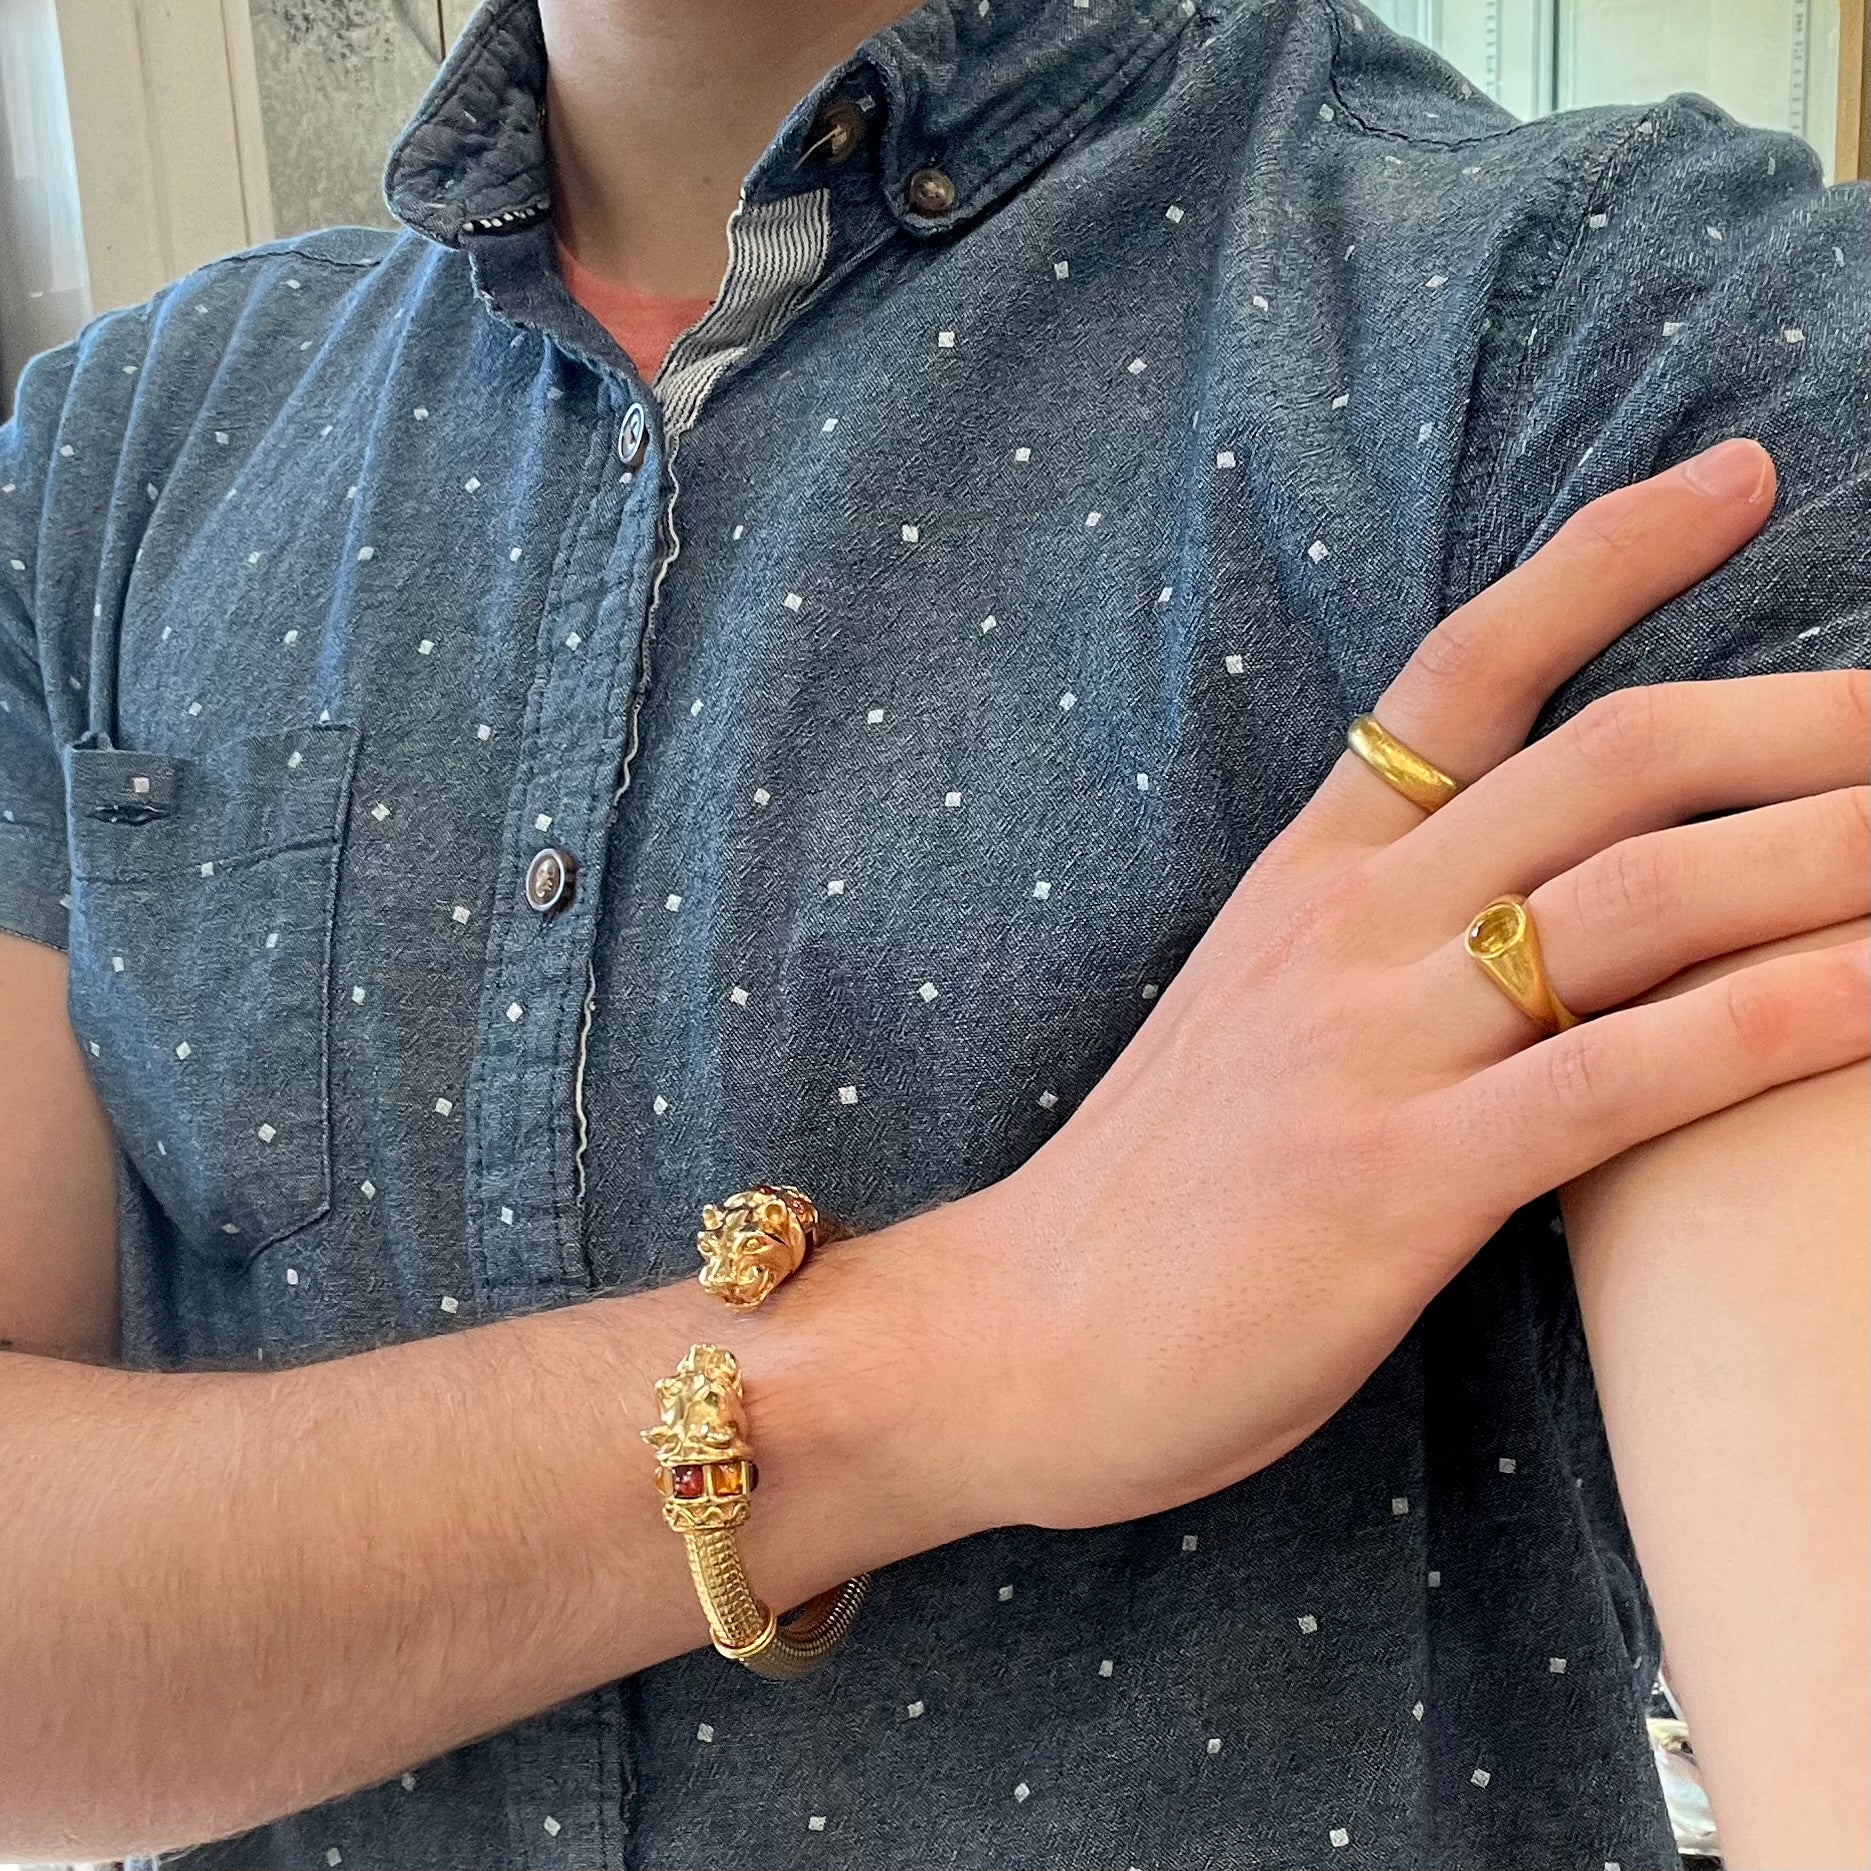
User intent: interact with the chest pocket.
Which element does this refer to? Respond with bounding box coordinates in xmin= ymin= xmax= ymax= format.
xmin=61 ymin=724 xmax=358 ymax=1262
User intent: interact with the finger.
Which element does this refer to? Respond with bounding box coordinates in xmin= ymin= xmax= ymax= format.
xmin=1438 ymin=937 xmax=1870 ymax=1212
xmin=1371 ymin=670 xmax=1870 ymax=931
xmin=1418 ymin=787 xmax=1871 ymax=1063
xmin=1306 ymin=437 xmax=1776 ymax=846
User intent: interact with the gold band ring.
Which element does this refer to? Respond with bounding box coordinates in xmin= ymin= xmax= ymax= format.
xmin=1346 ymin=714 xmax=1462 ymax=813
xmin=1465 ymin=895 xmax=1580 ymax=1037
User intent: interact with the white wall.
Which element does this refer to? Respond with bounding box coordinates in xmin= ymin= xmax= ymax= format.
xmin=0 ymin=0 xmax=88 ymax=411
xmin=0 ymin=0 xmax=275 ymax=411
xmin=1376 ymin=0 xmax=1842 ymax=175
xmin=244 ymin=0 xmax=442 ymax=236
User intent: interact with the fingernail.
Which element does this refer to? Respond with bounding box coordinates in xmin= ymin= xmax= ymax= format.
xmin=1682 ymin=437 xmax=1768 ymax=500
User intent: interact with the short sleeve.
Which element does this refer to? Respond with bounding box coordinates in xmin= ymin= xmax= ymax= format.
xmin=0 ymin=340 xmax=81 ymax=952
xmin=1453 ymin=95 xmax=1868 ymax=724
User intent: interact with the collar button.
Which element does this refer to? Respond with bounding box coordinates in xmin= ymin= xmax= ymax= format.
xmin=806 ymin=98 xmax=869 ymax=165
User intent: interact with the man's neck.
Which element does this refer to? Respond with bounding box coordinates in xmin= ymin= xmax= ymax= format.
xmin=541 ymin=0 xmax=910 ymax=301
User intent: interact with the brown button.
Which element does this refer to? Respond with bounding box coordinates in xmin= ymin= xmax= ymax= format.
xmin=905 ymin=166 xmax=957 ymax=216
xmin=804 ymin=98 xmax=868 ymax=165
xmin=616 ymin=400 xmax=649 ymax=471
xmin=524 ymin=846 xmax=577 ymax=915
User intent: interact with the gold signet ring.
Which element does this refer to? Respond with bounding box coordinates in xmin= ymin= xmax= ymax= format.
xmin=1465 ymin=895 xmax=1580 ymax=1037
xmin=1346 ymin=715 xmax=1461 ymax=813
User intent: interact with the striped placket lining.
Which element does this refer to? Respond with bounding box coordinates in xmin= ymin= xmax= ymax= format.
xmin=655 ymin=189 xmax=835 ymax=437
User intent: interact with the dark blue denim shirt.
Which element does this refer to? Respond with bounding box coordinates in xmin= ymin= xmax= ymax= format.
xmin=2 ymin=0 xmax=1865 ymax=1864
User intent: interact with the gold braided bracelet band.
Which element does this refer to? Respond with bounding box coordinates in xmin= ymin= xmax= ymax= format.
xmin=641 ymin=1185 xmax=870 ymax=1681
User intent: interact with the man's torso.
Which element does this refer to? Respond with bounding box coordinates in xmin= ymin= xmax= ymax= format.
xmin=7 ymin=0 xmax=1864 ymax=1861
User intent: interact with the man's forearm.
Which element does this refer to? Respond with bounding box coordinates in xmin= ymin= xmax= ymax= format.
xmin=1564 ymin=926 xmax=1871 ymax=1870
xmin=0 ymin=1193 xmax=1002 ymax=1862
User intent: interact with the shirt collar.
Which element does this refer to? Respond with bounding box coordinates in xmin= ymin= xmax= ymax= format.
xmin=382 ymin=0 xmax=1194 ymax=248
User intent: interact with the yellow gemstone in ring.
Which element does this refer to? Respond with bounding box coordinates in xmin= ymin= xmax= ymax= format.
xmin=1466 ymin=898 xmax=1528 ymax=958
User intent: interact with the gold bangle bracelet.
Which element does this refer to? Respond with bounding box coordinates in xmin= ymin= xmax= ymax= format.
xmin=683 ymin=1476 xmax=870 ymax=1678
xmin=641 ymin=1187 xmax=870 ymax=1680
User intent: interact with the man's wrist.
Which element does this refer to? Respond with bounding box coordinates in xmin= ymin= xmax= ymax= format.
xmin=712 ymin=1188 xmax=1014 ymax=1611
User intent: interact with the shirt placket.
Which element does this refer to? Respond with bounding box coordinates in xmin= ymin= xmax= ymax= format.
xmin=454 ymin=172 xmax=855 ymax=1319
xmin=456 ymin=228 xmax=668 ymax=1315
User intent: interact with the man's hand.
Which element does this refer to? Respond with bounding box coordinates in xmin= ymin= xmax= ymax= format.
xmin=957 ymin=436 xmax=1869 ymax=1533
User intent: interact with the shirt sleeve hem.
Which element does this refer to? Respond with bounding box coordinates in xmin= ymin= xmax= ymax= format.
xmin=0 ymin=827 xmax=72 ymax=953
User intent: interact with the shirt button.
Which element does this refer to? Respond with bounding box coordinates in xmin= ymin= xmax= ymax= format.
xmin=905 ymin=166 xmax=957 ymax=217
xmin=617 ymin=400 xmax=650 ymax=471
xmin=804 ymin=98 xmax=868 ymax=164
xmin=524 ymin=846 xmax=577 ymax=915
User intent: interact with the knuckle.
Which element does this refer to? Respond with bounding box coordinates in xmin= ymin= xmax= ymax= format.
xmin=1247 ymin=866 xmax=1374 ymax=977
xmin=1720 ymin=965 xmax=1794 ymax=1060
xmin=1573 ymin=835 xmax=1674 ymax=936
xmin=1835 ymin=667 xmax=1871 ymax=745
xmin=1556 ymin=484 xmax=1651 ymax=568
xmin=1542 ymin=1025 xmax=1622 ymax=1123
xmin=1565 ymin=685 xmax=1669 ymax=781
xmin=1835 ymin=786 xmax=1871 ymax=868
xmin=1819 ymin=940 xmax=1871 ymax=1029
xmin=1311 ymin=863 xmax=1382 ymax=937
xmin=1149 ymin=987 xmax=1216 ymax=1090
xmin=1333 ymin=1105 xmax=1421 ymax=1220
xmin=1407 ymin=608 xmax=1492 ymax=689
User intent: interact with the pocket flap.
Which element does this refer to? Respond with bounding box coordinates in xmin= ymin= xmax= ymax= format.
xmin=64 ymin=725 xmax=357 ymax=882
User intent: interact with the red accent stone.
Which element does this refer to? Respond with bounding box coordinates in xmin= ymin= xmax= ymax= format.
xmin=671 ymin=1464 xmax=705 ymax=1499
xmin=744 ymin=1461 xmax=759 ymax=1493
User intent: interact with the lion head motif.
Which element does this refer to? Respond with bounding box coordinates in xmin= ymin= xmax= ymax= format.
xmin=641 ymin=1344 xmax=752 ymax=1466
xmin=696 ymin=1184 xmax=818 ymax=1309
